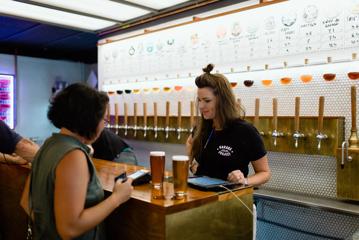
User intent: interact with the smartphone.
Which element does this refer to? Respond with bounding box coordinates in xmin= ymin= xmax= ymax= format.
xmin=127 ymin=169 xmax=150 ymax=180
xmin=114 ymin=172 xmax=127 ymax=183
xmin=114 ymin=169 xmax=151 ymax=185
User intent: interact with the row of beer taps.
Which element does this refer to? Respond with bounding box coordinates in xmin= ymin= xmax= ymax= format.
xmin=106 ymin=95 xmax=332 ymax=149
xmin=106 ymin=101 xmax=196 ymax=140
xmin=256 ymin=96 xmax=328 ymax=150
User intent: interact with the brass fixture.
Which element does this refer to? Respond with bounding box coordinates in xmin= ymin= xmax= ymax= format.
xmin=271 ymin=98 xmax=284 ymax=146
xmin=293 ymin=97 xmax=305 ymax=148
xmin=316 ymin=96 xmax=328 ymax=150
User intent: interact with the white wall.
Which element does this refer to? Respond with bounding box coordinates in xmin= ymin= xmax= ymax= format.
xmin=0 ymin=53 xmax=89 ymax=141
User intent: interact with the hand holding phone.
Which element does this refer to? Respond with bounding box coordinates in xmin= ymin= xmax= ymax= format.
xmin=114 ymin=172 xmax=127 ymax=183
xmin=114 ymin=169 xmax=151 ymax=186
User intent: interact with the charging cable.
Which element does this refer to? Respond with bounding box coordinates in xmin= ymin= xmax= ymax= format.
xmin=219 ymin=185 xmax=253 ymax=216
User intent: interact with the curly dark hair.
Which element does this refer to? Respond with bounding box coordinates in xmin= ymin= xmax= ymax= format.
xmin=47 ymin=83 xmax=109 ymax=140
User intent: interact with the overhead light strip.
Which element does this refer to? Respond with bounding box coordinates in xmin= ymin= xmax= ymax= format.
xmin=124 ymin=0 xmax=193 ymax=11
xmin=30 ymin=0 xmax=151 ymax=22
xmin=0 ymin=0 xmax=117 ymax=31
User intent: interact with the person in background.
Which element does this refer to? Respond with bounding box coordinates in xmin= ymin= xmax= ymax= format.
xmin=186 ymin=64 xmax=271 ymax=186
xmin=21 ymin=83 xmax=133 ymax=239
xmin=0 ymin=120 xmax=39 ymax=164
xmin=92 ymin=128 xmax=138 ymax=165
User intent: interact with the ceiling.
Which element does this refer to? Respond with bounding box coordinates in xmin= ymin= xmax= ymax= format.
xmin=0 ymin=0 xmax=249 ymax=63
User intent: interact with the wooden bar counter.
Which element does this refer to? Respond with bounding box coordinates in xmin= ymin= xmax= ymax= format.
xmin=95 ymin=159 xmax=254 ymax=240
xmin=0 ymin=159 xmax=253 ymax=240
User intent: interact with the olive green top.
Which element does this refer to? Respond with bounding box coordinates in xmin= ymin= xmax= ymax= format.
xmin=30 ymin=133 xmax=105 ymax=240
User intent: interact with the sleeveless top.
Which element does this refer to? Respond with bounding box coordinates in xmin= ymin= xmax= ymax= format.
xmin=29 ymin=133 xmax=105 ymax=240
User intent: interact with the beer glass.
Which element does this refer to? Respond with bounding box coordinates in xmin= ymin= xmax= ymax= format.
xmin=172 ymin=155 xmax=189 ymax=199
xmin=150 ymin=151 xmax=165 ymax=189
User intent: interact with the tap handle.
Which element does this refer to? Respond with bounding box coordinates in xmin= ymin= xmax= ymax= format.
xmin=107 ymin=103 xmax=111 ymax=124
xmin=124 ymin=103 xmax=128 ymax=126
xmin=254 ymin=98 xmax=260 ymax=127
xmin=318 ymin=96 xmax=325 ymax=133
xmin=165 ymin=101 xmax=170 ymax=127
xmin=190 ymin=101 xmax=195 ymax=129
xmin=153 ymin=102 xmax=158 ymax=127
xmin=351 ymin=86 xmax=357 ymax=131
xmin=133 ymin=103 xmax=138 ymax=126
xmin=143 ymin=102 xmax=147 ymax=127
xmin=272 ymin=98 xmax=278 ymax=130
xmin=114 ymin=103 xmax=119 ymax=127
xmin=294 ymin=97 xmax=300 ymax=132
xmin=177 ymin=101 xmax=182 ymax=129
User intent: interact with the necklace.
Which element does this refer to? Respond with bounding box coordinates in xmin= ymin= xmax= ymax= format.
xmin=203 ymin=128 xmax=214 ymax=149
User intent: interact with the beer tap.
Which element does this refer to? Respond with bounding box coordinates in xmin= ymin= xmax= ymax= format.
xmin=341 ymin=86 xmax=358 ymax=168
xmin=114 ymin=103 xmax=119 ymax=134
xmin=349 ymin=86 xmax=359 ymax=149
xmin=272 ymin=98 xmax=283 ymax=146
xmin=189 ymin=101 xmax=195 ymax=134
xmin=293 ymin=97 xmax=305 ymax=148
xmin=106 ymin=103 xmax=111 ymax=129
xmin=316 ymin=96 xmax=328 ymax=150
xmin=143 ymin=103 xmax=148 ymax=137
xmin=124 ymin=103 xmax=128 ymax=136
xmin=133 ymin=103 xmax=138 ymax=137
xmin=254 ymin=98 xmax=264 ymax=136
xmin=177 ymin=101 xmax=183 ymax=140
xmin=153 ymin=102 xmax=159 ymax=139
xmin=165 ymin=101 xmax=171 ymax=139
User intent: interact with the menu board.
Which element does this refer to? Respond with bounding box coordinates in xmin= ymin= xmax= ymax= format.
xmin=98 ymin=0 xmax=359 ymax=89
xmin=0 ymin=74 xmax=15 ymax=129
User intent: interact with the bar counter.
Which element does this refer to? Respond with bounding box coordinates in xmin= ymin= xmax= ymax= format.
xmin=0 ymin=159 xmax=253 ymax=240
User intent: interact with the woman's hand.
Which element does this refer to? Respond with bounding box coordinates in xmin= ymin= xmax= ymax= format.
xmin=227 ymin=170 xmax=246 ymax=184
xmin=190 ymin=159 xmax=199 ymax=174
xmin=112 ymin=178 xmax=133 ymax=207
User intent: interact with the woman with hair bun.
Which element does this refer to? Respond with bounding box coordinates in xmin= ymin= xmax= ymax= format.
xmin=187 ymin=64 xmax=271 ymax=186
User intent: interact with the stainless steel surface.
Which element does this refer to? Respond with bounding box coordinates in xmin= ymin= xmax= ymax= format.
xmin=255 ymin=197 xmax=359 ymax=240
xmin=254 ymin=189 xmax=359 ymax=216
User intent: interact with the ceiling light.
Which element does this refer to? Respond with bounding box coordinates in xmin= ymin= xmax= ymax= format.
xmin=0 ymin=0 xmax=117 ymax=31
xmin=30 ymin=0 xmax=150 ymax=22
xmin=126 ymin=0 xmax=192 ymax=10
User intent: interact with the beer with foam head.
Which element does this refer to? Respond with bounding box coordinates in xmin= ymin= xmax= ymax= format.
xmin=150 ymin=151 xmax=165 ymax=188
xmin=172 ymin=155 xmax=189 ymax=199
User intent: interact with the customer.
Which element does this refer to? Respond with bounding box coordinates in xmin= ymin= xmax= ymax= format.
xmin=92 ymin=128 xmax=138 ymax=165
xmin=186 ymin=64 xmax=271 ymax=186
xmin=21 ymin=83 xmax=133 ymax=239
xmin=0 ymin=120 xmax=39 ymax=164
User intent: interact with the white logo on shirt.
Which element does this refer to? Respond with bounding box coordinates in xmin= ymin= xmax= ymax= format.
xmin=217 ymin=145 xmax=234 ymax=157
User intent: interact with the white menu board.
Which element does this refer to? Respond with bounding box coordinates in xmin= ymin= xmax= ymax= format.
xmin=99 ymin=0 xmax=359 ymax=90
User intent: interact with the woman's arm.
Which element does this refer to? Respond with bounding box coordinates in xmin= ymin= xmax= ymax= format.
xmin=14 ymin=138 xmax=39 ymax=163
xmin=248 ymin=155 xmax=271 ymax=186
xmin=228 ymin=155 xmax=271 ymax=187
xmin=0 ymin=153 xmax=28 ymax=164
xmin=54 ymin=149 xmax=133 ymax=239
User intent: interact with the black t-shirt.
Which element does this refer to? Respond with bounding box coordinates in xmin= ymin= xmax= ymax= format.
xmin=195 ymin=119 xmax=266 ymax=180
xmin=0 ymin=120 xmax=22 ymax=154
xmin=92 ymin=128 xmax=129 ymax=160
